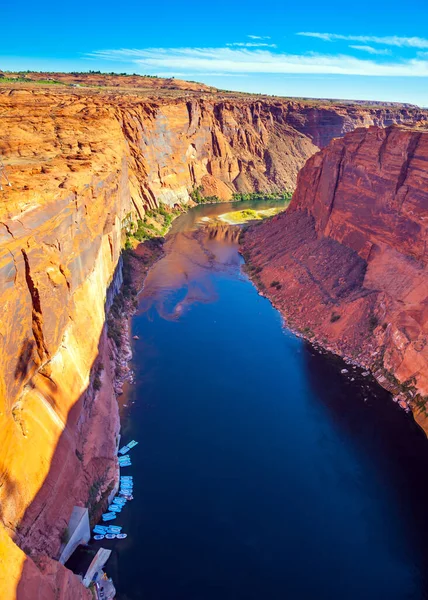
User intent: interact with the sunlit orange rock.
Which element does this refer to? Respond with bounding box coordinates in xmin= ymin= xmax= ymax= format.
xmin=0 ymin=79 xmax=426 ymax=597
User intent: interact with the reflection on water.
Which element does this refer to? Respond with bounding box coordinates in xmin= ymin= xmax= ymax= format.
xmin=109 ymin=200 xmax=428 ymax=600
xmin=139 ymin=220 xmax=243 ymax=321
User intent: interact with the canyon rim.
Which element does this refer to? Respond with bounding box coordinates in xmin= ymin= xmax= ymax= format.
xmin=0 ymin=71 xmax=427 ymax=598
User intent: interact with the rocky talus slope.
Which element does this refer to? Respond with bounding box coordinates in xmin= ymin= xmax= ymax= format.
xmin=0 ymin=79 xmax=426 ymax=598
xmin=243 ymin=125 xmax=428 ymax=428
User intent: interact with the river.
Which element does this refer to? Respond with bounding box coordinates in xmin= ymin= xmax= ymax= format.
xmin=106 ymin=201 xmax=428 ymax=599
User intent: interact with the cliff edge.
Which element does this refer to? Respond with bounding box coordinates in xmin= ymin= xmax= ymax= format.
xmin=242 ymin=125 xmax=428 ymax=428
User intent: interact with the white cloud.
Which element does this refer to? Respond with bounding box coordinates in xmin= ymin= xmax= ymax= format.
xmin=87 ymin=47 xmax=428 ymax=77
xmin=226 ymin=42 xmax=277 ymax=48
xmin=349 ymin=45 xmax=391 ymax=55
xmin=297 ymin=32 xmax=428 ymax=49
xmin=248 ymin=35 xmax=271 ymax=40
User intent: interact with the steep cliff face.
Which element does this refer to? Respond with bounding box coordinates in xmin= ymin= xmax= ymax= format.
xmin=242 ymin=125 xmax=428 ymax=428
xmin=0 ymin=83 xmax=426 ymax=598
xmin=284 ymin=103 xmax=428 ymax=147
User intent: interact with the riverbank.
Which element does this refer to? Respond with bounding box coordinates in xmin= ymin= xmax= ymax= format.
xmin=239 ymin=225 xmax=415 ymax=419
xmin=110 ymin=199 xmax=428 ymax=600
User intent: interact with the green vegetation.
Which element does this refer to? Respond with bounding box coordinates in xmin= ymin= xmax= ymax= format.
xmin=369 ymin=314 xmax=379 ymax=331
xmin=415 ymin=395 xmax=428 ymax=416
xmin=270 ymin=280 xmax=282 ymax=290
xmin=301 ymin=326 xmax=315 ymax=338
xmin=190 ymin=186 xmax=220 ymax=204
xmin=60 ymin=527 xmax=70 ymax=545
xmin=0 ymin=76 xmax=63 ymax=84
xmin=125 ymin=205 xmax=181 ymax=248
xmin=68 ymin=70 xmax=159 ymax=78
xmin=330 ymin=312 xmax=341 ymax=323
xmin=87 ymin=476 xmax=114 ymax=522
xmin=92 ymin=361 xmax=104 ymax=391
xmin=221 ymin=206 xmax=285 ymax=224
xmin=223 ymin=209 xmax=261 ymax=223
xmin=232 ymin=191 xmax=293 ymax=203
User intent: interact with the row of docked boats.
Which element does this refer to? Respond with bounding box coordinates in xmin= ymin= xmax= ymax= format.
xmin=92 ymin=441 xmax=138 ymax=541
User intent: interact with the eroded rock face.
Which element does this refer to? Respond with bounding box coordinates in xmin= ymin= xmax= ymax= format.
xmin=243 ymin=125 xmax=428 ymax=428
xmin=0 ymin=84 xmax=426 ymax=598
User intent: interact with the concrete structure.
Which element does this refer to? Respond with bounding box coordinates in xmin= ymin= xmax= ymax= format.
xmin=82 ymin=548 xmax=112 ymax=587
xmin=59 ymin=506 xmax=90 ymax=564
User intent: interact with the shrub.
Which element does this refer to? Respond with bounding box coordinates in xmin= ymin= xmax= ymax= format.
xmin=61 ymin=527 xmax=70 ymax=545
xmin=231 ymin=191 xmax=292 ymax=202
xmin=330 ymin=312 xmax=341 ymax=323
xmin=369 ymin=314 xmax=379 ymax=331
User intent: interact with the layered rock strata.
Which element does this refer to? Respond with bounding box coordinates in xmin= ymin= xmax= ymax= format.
xmin=242 ymin=125 xmax=428 ymax=428
xmin=0 ymin=82 xmax=426 ymax=598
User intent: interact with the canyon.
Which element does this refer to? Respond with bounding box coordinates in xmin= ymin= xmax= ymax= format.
xmin=243 ymin=125 xmax=428 ymax=428
xmin=0 ymin=75 xmax=427 ymax=598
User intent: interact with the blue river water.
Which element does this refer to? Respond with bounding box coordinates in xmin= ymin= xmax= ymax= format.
xmin=105 ymin=202 xmax=428 ymax=600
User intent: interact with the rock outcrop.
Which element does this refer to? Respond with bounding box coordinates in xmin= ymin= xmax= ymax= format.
xmin=242 ymin=125 xmax=428 ymax=428
xmin=0 ymin=79 xmax=426 ymax=598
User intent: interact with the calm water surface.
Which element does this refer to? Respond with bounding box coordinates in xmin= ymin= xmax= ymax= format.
xmin=105 ymin=201 xmax=428 ymax=599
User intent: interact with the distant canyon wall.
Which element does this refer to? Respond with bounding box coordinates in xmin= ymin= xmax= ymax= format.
xmin=0 ymin=87 xmax=426 ymax=597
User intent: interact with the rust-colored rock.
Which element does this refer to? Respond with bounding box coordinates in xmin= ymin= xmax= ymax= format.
xmin=0 ymin=78 xmax=426 ymax=598
xmin=243 ymin=125 xmax=428 ymax=429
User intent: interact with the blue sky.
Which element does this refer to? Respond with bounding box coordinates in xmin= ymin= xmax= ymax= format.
xmin=2 ymin=0 xmax=428 ymax=106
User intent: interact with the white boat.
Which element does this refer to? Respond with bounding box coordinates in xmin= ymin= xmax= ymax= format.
xmin=105 ymin=533 xmax=116 ymax=540
xmin=116 ymin=533 xmax=127 ymax=539
xmin=93 ymin=534 xmax=105 ymax=541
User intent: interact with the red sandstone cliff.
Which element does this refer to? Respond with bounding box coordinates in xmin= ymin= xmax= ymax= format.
xmin=242 ymin=125 xmax=428 ymax=428
xmin=0 ymin=80 xmax=426 ymax=598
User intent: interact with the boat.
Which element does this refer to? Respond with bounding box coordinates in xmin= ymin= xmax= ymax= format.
xmin=93 ymin=534 xmax=105 ymax=541
xmin=102 ymin=513 xmax=116 ymax=521
xmin=109 ymin=506 xmax=122 ymax=513
xmin=108 ymin=526 xmax=122 ymax=533
xmin=127 ymin=440 xmax=138 ymax=449
xmin=116 ymin=533 xmax=127 ymax=539
xmin=93 ymin=526 xmax=107 ymax=533
xmin=118 ymin=445 xmax=130 ymax=455
xmin=105 ymin=533 xmax=116 ymax=540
